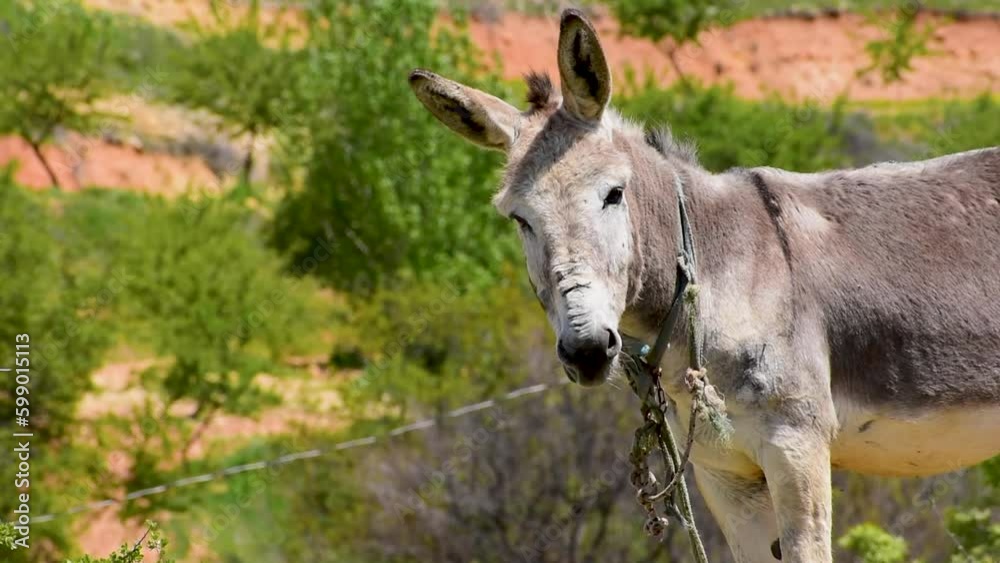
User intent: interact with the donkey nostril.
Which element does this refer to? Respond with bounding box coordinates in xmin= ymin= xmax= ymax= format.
xmin=605 ymin=329 xmax=621 ymax=358
xmin=557 ymin=340 xmax=572 ymax=363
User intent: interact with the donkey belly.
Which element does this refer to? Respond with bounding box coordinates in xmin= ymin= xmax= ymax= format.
xmin=831 ymin=399 xmax=1000 ymax=476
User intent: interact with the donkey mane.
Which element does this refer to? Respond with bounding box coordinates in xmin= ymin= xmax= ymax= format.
xmin=524 ymin=72 xmax=558 ymax=112
xmin=643 ymin=125 xmax=700 ymax=165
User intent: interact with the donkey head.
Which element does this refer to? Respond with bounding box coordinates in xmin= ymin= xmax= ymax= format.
xmin=410 ymin=10 xmax=640 ymax=386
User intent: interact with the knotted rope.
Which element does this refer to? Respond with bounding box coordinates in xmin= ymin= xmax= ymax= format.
xmin=620 ymin=173 xmax=732 ymax=562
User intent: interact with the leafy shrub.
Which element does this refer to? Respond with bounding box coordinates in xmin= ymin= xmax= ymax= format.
xmin=160 ymin=0 xmax=303 ymax=182
xmin=272 ymin=0 xmax=520 ymax=293
xmin=608 ymin=0 xmax=740 ymax=47
xmin=873 ymin=94 xmax=1000 ymax=160
xmin=341 ymin=267 xmax=548 ymax=413
xmin=62 ymin=189 xmax=324 ymax=433
xmin=919 ymin=95 xmax=1000 ymax=156
xmin=945 ymin=507 xmax=1000 ymax=563
xmin=838 ymin=523 xmax=909 ymax=563
xmin=2 ymin=521 xmax=172 ymax=563
xmin=0 ymin=171 xmax=112 ymax=438
xmin=0 ymin=1 xmax=132 ymax=186
xmin=858 ymin=3 xmax=935 ymax=85
xmin=617 ymin=79 xmax=849 ymax=172
xmin=0 ymin=169 xmax=114 ymax=560
xmin=40 ymin=188 xmax=328 ymax=536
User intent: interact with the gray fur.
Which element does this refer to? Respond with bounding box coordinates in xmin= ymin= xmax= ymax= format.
xmin=631 ymin=145 xmax=1000 ymax=411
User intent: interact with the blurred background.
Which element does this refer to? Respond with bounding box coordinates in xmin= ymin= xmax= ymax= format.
xmin=0 ymin=0 xmax=997 ymax=561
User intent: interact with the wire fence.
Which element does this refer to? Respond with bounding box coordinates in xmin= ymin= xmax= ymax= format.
xmin=31 ymin=379 xmax=570 ymax=525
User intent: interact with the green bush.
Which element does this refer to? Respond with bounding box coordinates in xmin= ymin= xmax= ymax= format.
xmin=871 ymin=94 xmax=1000 ymax=161
xmin=838 ymin=523 xmax=910 ymax=563
xmin=0 ymin=170 xmax=115 ymax=560
xmin=4 ymin=188 xmax=327 ymax=543
xmin=608 ymin=0 xmax=740 ymax=48
xmin=62 ymin=189 xmax=324 ymax=434
xmin=341 ymin=267 xmax=548 ymax=414
xmin=160 ymin=0 xmax=302 ymax=182
xmin=0 ymin=171 xmax=112 ymax=439
xmin=917 ymin=95 xmax=1000 ymax=156
xmin=945 ymin=507 xmax=1000 ymax=563
xmin=0 ymin=1 xmax=132 ymax=186
xmin=272 ymin=0 xmax=520 ymax=293
xmin=616 ymin=79 xmax=849 ymax=173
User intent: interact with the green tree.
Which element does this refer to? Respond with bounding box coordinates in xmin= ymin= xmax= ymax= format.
xmin=858 ymin=2 xmax=935 ymax=86
xmin=162 ymin=0 xmax=302 ymax=183
xmin=606 ymin=0 xmax=740 ymax=85
xmin=61 ymin=190 xmax=325 ymax=472
xmin=0 ymin=173 xmax=112 ymax=440
xmin=838 ymin=523 xmax=910 ymax=563
xmin=0 ymin=170 xmax=115 ymax=561
xmin=0 ymin=1 xmax=124 ymax=187
xmin=272 ymin=0 xmax=519 ymax=293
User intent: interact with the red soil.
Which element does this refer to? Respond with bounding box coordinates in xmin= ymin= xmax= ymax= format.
xmin=470 ymin=12 xmax=1000 ymax=102
xmin=0 ymin=134 xmax=219 ymax=194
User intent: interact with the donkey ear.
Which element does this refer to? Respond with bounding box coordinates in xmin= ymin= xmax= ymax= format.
xmin=557 ymin=9 xmax=611 ymax=121
xmin=409 ymin=69 xmax=521 ymax=151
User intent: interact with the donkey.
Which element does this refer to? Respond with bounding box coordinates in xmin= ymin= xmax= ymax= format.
xmin=409 ymin=9 xmax=1000 ymax=562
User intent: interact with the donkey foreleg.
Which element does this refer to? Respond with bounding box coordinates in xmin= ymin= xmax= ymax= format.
xmin=695 ymin=466 xmax=782 ymax=562
xmin=759 ymin=427 xmax=833 ymax=563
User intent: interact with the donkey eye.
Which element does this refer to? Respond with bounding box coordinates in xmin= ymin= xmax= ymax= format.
xmin=511 ymin=214 xmax=532 ymax=233
xmin=603 ymin=186 xmax=624 ymax=208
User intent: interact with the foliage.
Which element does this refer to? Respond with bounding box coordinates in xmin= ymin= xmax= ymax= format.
xmin=0 ymin=521 xmax=172 ymax=563
xmin=161 ymin=0 xmax=303 ymax=182
xmin=0 ymin=0 xmax=131 ymax=186
xmin=187 ymin=437 xmax=369 ymax=562
xmin=339 ymin=268 xmax=548 ymax=414
xmin=272 ymin=0 xmax=520 ymax=293
xmin=838 ymin=523 xmax=910 ymax=563
xmin=617 ymin=79 xmax=849 ymax=172
xmin=873 ymin=94 xmax=1000 ymax=159
xmin=0 ymin=173 xmax=113 ymax=559
xmin=607 ymin=0 xmax=739 ymax=45
xmin=858 ymin=3 xmax=936 ymax=85
xmin=60 ymin=189 xmax=325 ymax=474
xmin=70 ymin=523 xmax=172 ymax=563
xmin=945 ymin=507 xmax=1000 ymax=563
xmin=258 ymin=381 xmax=735 ymax=562
xmin=606 ymin=0 xmax=740 ymax=85
xmin=0 ymin=171 xmax=112 ymax=439
xmin=919 ymin=94 xmax=1000 ymax=156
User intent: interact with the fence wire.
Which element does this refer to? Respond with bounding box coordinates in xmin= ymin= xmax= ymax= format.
xmin=31 ymin=380 xmax=569 ymax=524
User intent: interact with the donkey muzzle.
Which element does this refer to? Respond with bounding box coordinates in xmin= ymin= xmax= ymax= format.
xmin=557 ymin=327 xmax=621 ymax=386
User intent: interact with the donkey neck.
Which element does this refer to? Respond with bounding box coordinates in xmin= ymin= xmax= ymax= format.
xmin=623 ymin=148 xmax=754 ymax=340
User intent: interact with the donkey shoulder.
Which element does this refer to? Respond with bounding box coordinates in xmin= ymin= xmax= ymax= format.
xmin=743 ymin=148 xmax=1000 ymax=409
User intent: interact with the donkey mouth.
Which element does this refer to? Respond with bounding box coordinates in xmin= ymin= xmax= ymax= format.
xmin=557 ymin=327 xmax=622 ymax=386
xmin=562 ymin=360 xmax=614 ymax=387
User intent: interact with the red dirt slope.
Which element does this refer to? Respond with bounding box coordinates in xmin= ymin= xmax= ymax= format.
xmin=0 ymin=134 xmax=218 ymax=194
xmin=470 ymin=11 xmax=999 ymax=102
